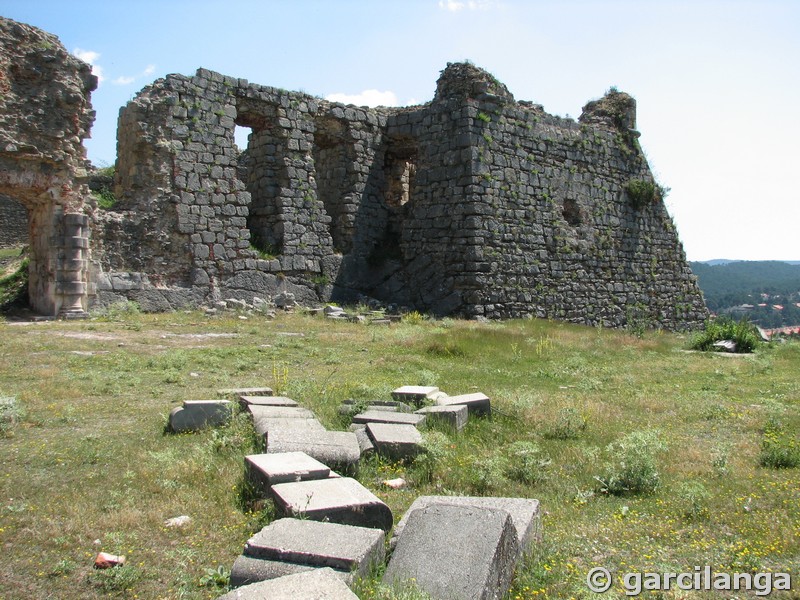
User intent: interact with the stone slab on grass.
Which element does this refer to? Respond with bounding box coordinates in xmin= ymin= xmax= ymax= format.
xmin=247 ymin=405 xmax=315 ymax=420
xmin=390 ymin=495 xmax=541 ymax=556
xmin=391 ymin=385 xmax=440 ymax=406
xmin=415 ymin=404 xmax=468 ymax=432
xmin=352 ymin=410 xmax=426 ymax=427
xmin=218 ymin=567 xmax=358 ymax=600
xmin=366 ymin=422 xmax=423 ymax=460
xmin=245 ymin=451 xmax=331 ymax=493
xmin=253 ymin=417 xmax=326 ymax=450
xmin=239 ymin=395 xmax=298 ymax=408
xmin=230 ymin=556 xmax=345 ymax=588
xmin=383 ymin=503 xmax=519 ymax=600
xmin=353 ymin=427 xmax=375 ymax=455
xmin=243 ymin=518 xmax=385 ymax=577
xmin=169 ymin=400 xmax=232 ymax=433
xmin=266 ymin=430 xmax=361 ymax=472
xmin=217 ymin=386 xmax=274 ymax=399
xmin=339 ymin=400 xmax=412 ymax=415
xmin=436 ymin=392 xmax=491 ymax=416
xmin=271 ymin=477 xmax=393 ymax=532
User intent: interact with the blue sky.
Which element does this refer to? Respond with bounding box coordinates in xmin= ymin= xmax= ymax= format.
xmin=3 ymin=0 xmax=798 ymax=261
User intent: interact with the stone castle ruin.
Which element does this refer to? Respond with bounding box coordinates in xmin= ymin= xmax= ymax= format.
xmin=1 ymin=16 xmax=708 ymax=329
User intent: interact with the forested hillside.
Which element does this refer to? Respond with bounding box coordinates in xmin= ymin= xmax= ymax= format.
xmin=690 ymin=261 xmax=800 ymax=327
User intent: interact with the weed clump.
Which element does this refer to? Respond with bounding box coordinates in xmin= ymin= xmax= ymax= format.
xmin=597 ymin=430 xmax=666 ymax=496
xmin=543 ymin=407 xmax=587 ymax=440
xmin=690 ymin=316 xmax=761 ymax=353
xmin=759 ymin=417 xmax=800 ymax=469
xmin=0 ymin=395 xmax=24 ymax=435
xmin=504 ymin=441 xmax=551 ymax=485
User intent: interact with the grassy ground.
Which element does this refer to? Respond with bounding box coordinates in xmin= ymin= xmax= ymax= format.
xmin=0 ymin=307 xmax=797 ymax=599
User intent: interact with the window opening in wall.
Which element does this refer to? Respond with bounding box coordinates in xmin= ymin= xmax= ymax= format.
xmin=0 ymin=194 xmax=30 ymax=309
xmin=562 ymin=198 xmax=582 ymax=227
xmin=313 ymin=117 xmax=353 ymax=253
xmin=236 ymin=110 xmax=285 ymax=259
xmin=384 ymin=149 xmax=417 ymax=208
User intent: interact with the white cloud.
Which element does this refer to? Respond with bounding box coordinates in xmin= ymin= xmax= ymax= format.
xmin=143 ymin=64 xmax=156 ymax=76
xmin=113 ymin=76 xmax=135 ymax=85
xmin=325 ymin=89 xmax=400 ymax=107
xmin=73 ymin=48 xmax=104 ymax=83
xmin=438 ymin=0 xmax=495 ymax=11
xmin=112 ymin=65 xmax=158 ymax=86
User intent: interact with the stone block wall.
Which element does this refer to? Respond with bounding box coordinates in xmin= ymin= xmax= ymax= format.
xmin=92 ymin=62 xmax=707 ymax=329
xmin=0 ymin=195 xmax=28 ymax=248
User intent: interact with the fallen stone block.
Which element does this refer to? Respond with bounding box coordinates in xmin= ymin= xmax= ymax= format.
xmin=339 ymin=399 xmax=413 ymax=415
xmin=383 ymin=503 xmax=519 ymax=600
xmin=391 ymin=385 xmax=440 ymax=407
xmin=354 ymin=427 xmax=375 ymax=455
xmin=390 ymin=495 xmax=541 ymax=556
xmin=239 ymin=395 xmax=298 ymax=408
xmin=266 ymin=429 xmax=361 ymax=473
xmin=271 ymin=477 xmax=393 ymax=532
xmin=253 ymin=417 xmax=327 ymax=450
xmin=352 ymin=410 xmax=426 ymax=427
xmin=436 ymin=392 xmax=491 ymax=416
xmin=415 ymin=404 xmax=468 ymax=432
xmin=218 ymin=567 xmax=358 ymax=600
xmin=366 ymin=422 xmax=423 ymax=460
xmin=243 ymin=518 xmax=385 ymax=578
xmin=245 ymin=451 xmax=331 ymax=494
xmin=169 ymin=400 xmax=233 ymax=433
xmin=217 ymin=386 xmax=274 ymax=399
xmin=247 ymin=405 xmax=315 ymax=420
xmin=229 ymin=556 xmax=321 ymax=588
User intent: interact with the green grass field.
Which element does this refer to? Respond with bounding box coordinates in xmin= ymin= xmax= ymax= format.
xmin=0 ymin=308 xmax=797 ymax=599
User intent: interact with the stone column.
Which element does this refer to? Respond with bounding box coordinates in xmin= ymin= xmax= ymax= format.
xmin=56 ymin=212 xmax=89 ymax=317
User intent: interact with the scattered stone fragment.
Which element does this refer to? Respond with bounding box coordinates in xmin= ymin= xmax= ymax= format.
xmin=436 ymin=392 xmax=491 ymax=416
xmin=339 ymin=399 xmax=413 ymax=415
xmin=366 ymin=422 xmax=423 ymax=460
xmin=217 ymin=568 xmax=358 ymax=600
xmin=229 ymin=556 xmax=345 ymax=589
xmin=245 ymin=451 xmax=331 ymax=493
xmin=370 ymin=319 xmax=392 ymax=326
xmin=239 ymin=395 xmax=298 ymax=408
xmin=164 ymin=515 xmax=192 ymax=528
xmin=323 ymin=305 xmax=345 ymax=316
xmin=352 ymin=410 xmax=426 ymax=427
xmin=712 ymin=339 xmax=737 ymax=352
xmin=168 ymin=400 xmax=233 ymax=433
xmin=383 ymin=503 xmax=519 ymax=600
xmin=415 ymin=404 xmax=468 ymax=432
xmin=353 ymin=427 xmax=375 ymax=456
xmin=390 ymin=496 xmax=541 ymax=556
xmin=391 ymin=385 xmax=440 ymax=407
xmin=94 ymin=552 xmax=126 ymax=569
xmin=382 ymin=477 xmax=406 ymax=489
xmin=243 ymin=518 xmax=385 ymax=577
xmin=271 ymin=477 xmax=393 ymax=531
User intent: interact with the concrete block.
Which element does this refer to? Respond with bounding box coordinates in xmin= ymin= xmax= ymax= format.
xmin=245 ymin=451 xmax=330 ymax=494
xmin=239 ymin=395 xmax=298 ymax=408
xmin=366 ymin=422 xmax=423 ymax=460
xmin=436 ymin=392 xmax=491 ymax=416
xmin=390 ymin=495 xmax=541 ymax=556
xmin=266 ymin=430 xmax=361 ymax=473
xmin=271 ymin=477 xmax=393 ymax=532
xmin=383 ymin=503 xmax=519 ymax=600
xmin=391 ymin=385 xmax=440 ymax=406
xmin=243 ymin=518 xmax=384 ymax=577
xmin=169 ymin=400 xmax=232 ymax=433
xmin=352 ymin=410 xmax=426 ymax=427
xmin=415 ymin=404 xmax=468 ymax=432
xmin=218 ymin=567 xmax=358 ymax=600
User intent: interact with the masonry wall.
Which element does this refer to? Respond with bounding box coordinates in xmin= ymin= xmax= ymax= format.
xmin=92 ymin=62 xmax=707 ymax=329
xmin=0 ymin=195 xmax=28 ymax=248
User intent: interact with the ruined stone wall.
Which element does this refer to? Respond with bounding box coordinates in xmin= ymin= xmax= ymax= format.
xmin=0 ymin=17 xmax=96 ymax=315
xmin=93 ymin=62 xmax=707 ymax=329
xmin=0 ymin=194 xmax=28 ymax=248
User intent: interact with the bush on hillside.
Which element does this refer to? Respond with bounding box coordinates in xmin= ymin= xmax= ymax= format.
xmin=689 ymin=316 xmax=761 ymax=353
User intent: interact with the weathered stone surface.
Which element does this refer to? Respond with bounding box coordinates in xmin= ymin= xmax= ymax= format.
xmin=352 ymin=410 xmax=426 ymax=427
xmin=247 ymin=405 xmax=315 ymax=420
xmin=239 ymin=395 xmax=298 ymax=408
xmin=339 ymin=399 xmax=412 ymax=415
xmin=271 ymin=477 xmax=393 ymax=531
xmin=266 ymin=430 xmax=361 ymax=473
xmin=366 ymin=422 xmax=423 ymax=460
xmin=353 ymin=427 xmax=375 ymax=455
xmin=229 ymin=556 xmax=332 ymax=589
xmin=415 ymin=404 xmax=469 ymax=432
xmin=169 ymin=400 xmax=232 ymax=432
xmin=391 ymin=386 xmax=440 ymax=406
xmin=243 ymin=518 xmax=384 ymax=577
xmin=218 ymin=567 xmax=358 ymax=600
xmin=254 ymin=417 xmax=327 ymax=451
xmin=245 ymin=451 xmax=330 ymax=493
xmin=437 ymin=392 xmax=491 ymax=417
xmin=390 ymin=495 xmax=541 ymax=556
xmin=383 ymin=503 xmax=520 ymax=600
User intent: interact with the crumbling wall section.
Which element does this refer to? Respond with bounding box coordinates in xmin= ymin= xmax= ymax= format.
xmin=0 ymin=194 xmax=28 ymax=248
xmin=94 ymin=62 xmax=706 ymax=329
xmin=0 ymin=17 xmax=96 ymax=316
